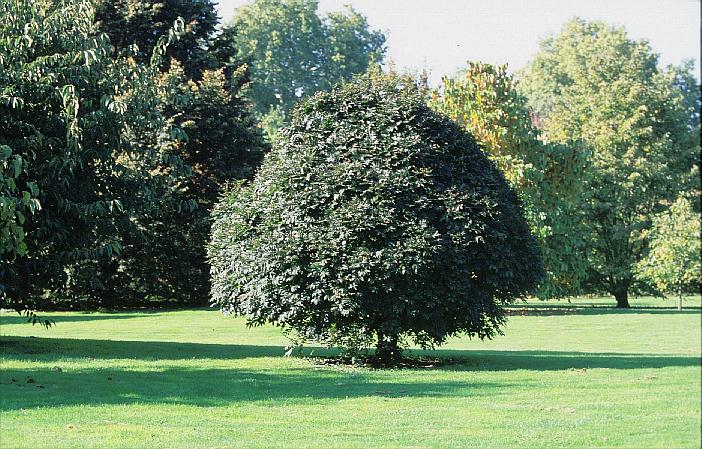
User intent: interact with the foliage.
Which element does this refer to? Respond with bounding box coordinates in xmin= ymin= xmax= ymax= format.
xmin=0 ymin=0 xmax=189 ymax=312
xmin=105 ymin=61 xmax=267 ymax=306
xmin=88 ymin=1 xmax=268 ymax=306
xmin=431 ymin=62 xmax=589 ymax=298
xmin=229 ymin=0 xmax=386 ymax=135
xmin=0 ymin=146 xmax=43 ymax=324
xmin=635 ymin=196 xmax=701 ymax=309
xmin=209 ymin=74 xmax=543 ymax=363
xmin=93 ymin=0 xmax=223 ymax=78
xmin=519 ymin=18 xmax=700 ymax=307
xmin=0 ymin=146 xmax=40 ymax=260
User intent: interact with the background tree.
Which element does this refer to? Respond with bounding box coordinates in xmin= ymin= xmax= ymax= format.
xmin=519 ymin=18 xmax=700 ymax=307
xmin=93 ymin=0 xmax=221 ymax=78
xmin=0 ymin=0 xmax=190 ymax=312
xmin=105 ymin=61 xmax=267 ymax=306
xmin=635 ymin=196 xmax=701 ymax=311
xmin=209 ymin=74 xmax=543 ymax=365
xmin=90 ymin=0 xmax=268 ymax=306
xmin=229 ymin=0 xmax=386 ymax=137
xmin=431 ymin=62 xmax=589 ymax=298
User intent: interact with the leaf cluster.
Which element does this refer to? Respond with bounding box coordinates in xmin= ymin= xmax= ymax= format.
xmin=0 ymin=0 xmax=189 ymax=311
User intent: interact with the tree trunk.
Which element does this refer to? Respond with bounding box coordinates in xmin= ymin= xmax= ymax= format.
xmin=376 ymin=329 xmax=401 ymax=366
xmin=678 ymin=293 xmax=683 ymax=311
xmin=614 ymin=289 xmax=630 ymax=308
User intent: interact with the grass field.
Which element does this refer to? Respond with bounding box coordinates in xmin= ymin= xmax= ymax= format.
xmin=1 ymin=296 xmax=700 ymax=448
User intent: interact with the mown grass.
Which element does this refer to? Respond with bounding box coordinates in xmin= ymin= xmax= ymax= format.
xmin=1 ymin=296 xmax=700 ymax=448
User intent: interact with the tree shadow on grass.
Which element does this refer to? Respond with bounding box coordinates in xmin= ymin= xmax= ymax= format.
xmin=1 ymin=336 xmax=699 ymax=411
xmin=0 ymin=311 xmax=175 ymax=325
xmin=421 ymin=349 xmax=701 ymax=371
xmin=0 ymin=363 xmax=504 ymax=411
xmin=0 ymin=336 xmax=286 ymax=360
xmin=1 ymin=336 xmax=698 ymax=370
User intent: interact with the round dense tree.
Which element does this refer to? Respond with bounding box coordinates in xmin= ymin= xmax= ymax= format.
xmin=209 ymin=75 xmax=543 ymax=364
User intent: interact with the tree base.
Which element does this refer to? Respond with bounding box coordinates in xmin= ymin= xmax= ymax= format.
xmin=309 ymin=354 xmax=461 ymax=369
xmin=614 ymin=290 xmax=630 ymax=308
xmin=375 ymin=329 xmax=403 ymax=367
xmin=374 ymin=346 xmax=403 ymax=367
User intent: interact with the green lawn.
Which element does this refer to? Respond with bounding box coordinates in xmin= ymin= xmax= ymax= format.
xmin=1 ymin=296 xmax=700 ymax=448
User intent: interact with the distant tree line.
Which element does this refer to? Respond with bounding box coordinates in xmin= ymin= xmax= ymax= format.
xmin=1 ymin=0 xmax=699 ymax=344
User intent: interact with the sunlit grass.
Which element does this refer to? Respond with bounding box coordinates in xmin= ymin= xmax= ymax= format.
xmin=1 ymin=295 xmax=700 ymax=448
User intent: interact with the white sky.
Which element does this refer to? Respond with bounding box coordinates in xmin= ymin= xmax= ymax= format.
xmin=215 ymin=0 xmax=701 ymax=85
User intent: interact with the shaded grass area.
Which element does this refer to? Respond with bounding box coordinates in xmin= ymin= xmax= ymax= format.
xmin=1 ymin=296 xmax=701 ymax=448
xmin=0 ymin=336 xmax=697 ymax=369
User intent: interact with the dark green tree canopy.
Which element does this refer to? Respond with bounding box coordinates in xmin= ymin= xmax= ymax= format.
xmin=93 ymin=0 xmax=222 ymax=78
xmin=87 ymin=0 xmax=268 ymax=307
xmin=0 ymin=0 xmax=190 ymax=312
xmin=110 ymin=62 xmax=267 ymax=306
xmin=209 ymin=75 xmax=543 ymax=363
